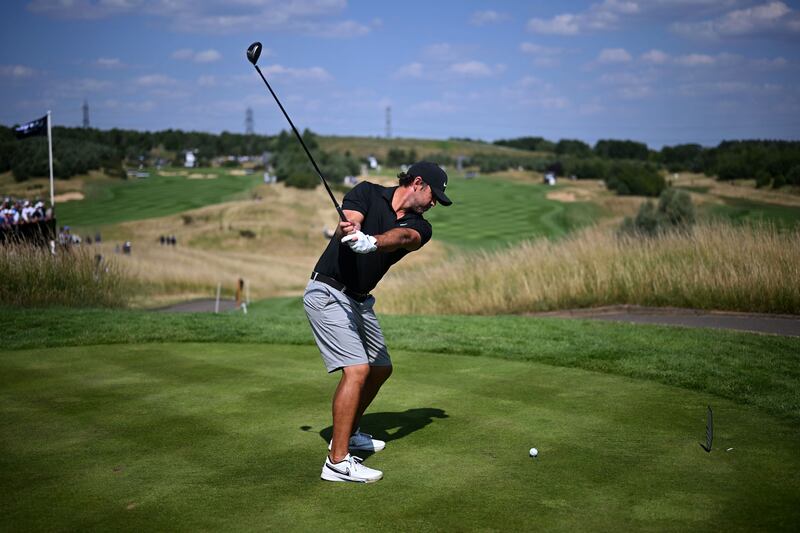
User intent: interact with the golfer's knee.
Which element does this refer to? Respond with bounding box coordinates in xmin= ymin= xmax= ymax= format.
xmin=372 ymin=364 xmax=392 ymax=381
xmin=343 ymin=363 xmax=370 ymax=384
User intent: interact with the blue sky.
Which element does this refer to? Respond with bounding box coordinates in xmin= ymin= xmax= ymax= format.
xmin=1 ymin=0 xmax=799 ymax=147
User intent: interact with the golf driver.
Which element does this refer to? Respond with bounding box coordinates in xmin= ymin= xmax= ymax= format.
xmin=246 ymin=42 xmax=346 ymax=222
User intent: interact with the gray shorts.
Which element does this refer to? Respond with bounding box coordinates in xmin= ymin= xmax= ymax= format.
xmin=303 ymin=279 xmax=392 ymax=373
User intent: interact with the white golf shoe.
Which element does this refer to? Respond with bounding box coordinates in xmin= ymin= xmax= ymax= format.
xmin=328 ymin=429 xmax=386 ymax=452
xmin=321 ymin=454 xmax=383 ymax=483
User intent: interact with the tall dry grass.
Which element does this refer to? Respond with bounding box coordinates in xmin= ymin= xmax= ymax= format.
xmin=0 ymin=243 xmax=129 ymax=308
xmin=375 ymin=222 xmax=800 ymax=315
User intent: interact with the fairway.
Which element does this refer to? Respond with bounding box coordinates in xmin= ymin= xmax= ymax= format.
xmin=56 ymin=169 xmax=261 ymax=228
xmin=2 ymin=343 xmax=798 ymax=531
xmin=703 ymin=195 xmax=800 ymax=230
xmin=425 ymin=177 xmax=603 ymax=249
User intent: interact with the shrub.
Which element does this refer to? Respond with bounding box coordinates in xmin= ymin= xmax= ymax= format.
xmin=620 ymin=188 xmax=695 ymax=236
xmin=594 ymin=139 xmax=649 ymax=160
xmin=605 ymin=162 xmax=666 ymax=196
xmin=787 ymin=165 xmax=800 ymax=186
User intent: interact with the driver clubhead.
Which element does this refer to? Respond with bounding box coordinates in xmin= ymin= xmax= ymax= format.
xmin=246 ymin=42 xmax=262 ymax=65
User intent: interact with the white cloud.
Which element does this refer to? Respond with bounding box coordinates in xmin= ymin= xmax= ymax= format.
xmin=194 ymin=49 xmax=221 ymax=63
xmin=501 ymin=76 xmax=570 ymax=110
xmin=136 ymin=74 xmax=177 ymax=87
xmin=641 ymin=49 xmax=670 ymax=64
xmin=528 ymin=14 xmax=580 ymax=35
xmin=619 ymin=85 xmax=652 ymax=99
xmin=95 ymin=57 xmax=124 ymax=68
xmin=423 ymin=43 xmax=460 ymax=62
xmin=198 ymin=75 xmax=217 ymax=87
xmin=678 ymin=81 xmax=783 ymax=96
xmin=172 ymin=49 xmax=222 ymax=63
xmin=597 ymin=48 xmax=632 ymax=63
xmin=75 ymin=78 xmax=113 ymax=91
xmin=394 ymin=62 xmax=424 ymax=79
xmin=0 ymin=65 xmax=36 ymax=78
xmin=27 ymin=0 xmax=139 ymax=19
xmin=674 ymin=53 xmax=715 ymax=66
xmin=171 ymin=48 xmax=194 ymax=60
xmin=448 ymin=61 xmax=495 ymax=77
xmin=672 ymin=1 xmax=799 ymax=38
xmin=470 ymin=10 xmax=507 ymax=25
xmin=752 ymin=56 xmax=788 ymax=68
xmin=520 ymin=42 xmax=564 ymax=67
xmin=307 ymin=19 xmax=372 ymax=37
xmin=28 ymin=0 xmax=371 ymax=37
xmin=527 ymin=0 xmax=642 ymax=36
xmin=260 ymin=64 xmax=332 ymax=82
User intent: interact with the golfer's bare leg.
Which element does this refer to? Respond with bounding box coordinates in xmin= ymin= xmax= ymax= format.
xmin=353 ymin=365 xmax=393 ymax=431
xmin=330 ymin=364 xmax=369 ymax=462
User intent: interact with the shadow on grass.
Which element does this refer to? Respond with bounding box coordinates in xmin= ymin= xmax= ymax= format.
xmin=301 ymin=407 xmax=449 ymax=452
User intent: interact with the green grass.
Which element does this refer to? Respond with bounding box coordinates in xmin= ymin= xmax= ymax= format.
xmin=56 ymin=168 xmax=260 ymax=228
xmin=426 ymin=177 xmax=603 ymax=250
xmin=3 ymin=299 xmax=799 ymax=421
xmin=2 ymin=302 xmax=799 ymax=529
xmin=702 ymin=195 xmax=800 ymax=230
xmin=2 ymin=340 xmax=798 ymax=531
xmin=674 ymin=185 xmax=712 ymax=194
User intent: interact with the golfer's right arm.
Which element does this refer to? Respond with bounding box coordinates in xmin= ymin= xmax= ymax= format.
xmin=336 ymin=209 xmax=364 ymax=238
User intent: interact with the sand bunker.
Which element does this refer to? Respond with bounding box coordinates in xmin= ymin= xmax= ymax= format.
xmin=53 ymin=192 xmax=85 ymax=202
xmin=188 ymin=173 xmax=217 ymax=179
xmin=547 ymin=191 xmax=577 ymax=202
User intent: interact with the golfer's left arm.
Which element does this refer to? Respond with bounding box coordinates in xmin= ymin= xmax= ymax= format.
xmin=374 ymin=228 xmax=422 ymax=252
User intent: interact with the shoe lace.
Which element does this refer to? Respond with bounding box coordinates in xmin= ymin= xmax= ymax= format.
xmin=349 ymin=455 xmax=364 ymax=471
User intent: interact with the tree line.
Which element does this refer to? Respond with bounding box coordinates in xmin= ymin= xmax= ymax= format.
xmin=0 ymin=124 xmax=363 ymax=188
xmin=490 ymin=136 xmax=800 ymax=195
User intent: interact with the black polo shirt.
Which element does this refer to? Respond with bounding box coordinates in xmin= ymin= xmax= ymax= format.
xmin=313 ymin=181 xmax=433 ymax=294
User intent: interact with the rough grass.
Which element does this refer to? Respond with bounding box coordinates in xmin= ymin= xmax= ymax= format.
xmin=376 ymin=221 xmax=800 ymax=315
xmin=0 ymin=243 xmax=129 ymax=308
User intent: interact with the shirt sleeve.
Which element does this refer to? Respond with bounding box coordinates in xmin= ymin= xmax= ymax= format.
xmin=397 ymin=216 xmax=432 ymax=247
xmin=342 ymin=181 xmax=372 ymax=216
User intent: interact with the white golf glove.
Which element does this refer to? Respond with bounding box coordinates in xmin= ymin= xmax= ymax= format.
xmin=341 ymin=231 xmax=377 ymax=254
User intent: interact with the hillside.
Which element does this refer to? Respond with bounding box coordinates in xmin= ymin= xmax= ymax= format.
xmin=317 ymin=135 xmax=549 ymax=160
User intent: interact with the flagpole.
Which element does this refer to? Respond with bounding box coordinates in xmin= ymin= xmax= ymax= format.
xmin=47 ymin=110 xmax=54 ymax=210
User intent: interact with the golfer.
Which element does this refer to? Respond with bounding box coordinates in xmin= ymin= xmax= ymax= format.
xmin=303 ymin=161 xmax=452 ymax=483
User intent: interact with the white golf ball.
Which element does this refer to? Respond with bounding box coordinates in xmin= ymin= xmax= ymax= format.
xmin=529 ymin=447 xmax=538 ymax=457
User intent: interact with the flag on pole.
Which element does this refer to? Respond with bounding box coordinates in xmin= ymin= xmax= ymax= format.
xmin=14 ymin=115 xmax=48 ymax=139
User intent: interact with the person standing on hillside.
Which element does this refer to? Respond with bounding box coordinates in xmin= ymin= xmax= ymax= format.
xmin=303 ymin=161 xmax=452 ymax=483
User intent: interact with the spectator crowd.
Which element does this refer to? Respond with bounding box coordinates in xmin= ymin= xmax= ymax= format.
xmin=1 ymin=197 xmax=52 ymax=226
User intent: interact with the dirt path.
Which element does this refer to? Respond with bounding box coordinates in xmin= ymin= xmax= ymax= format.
xmin=529 ymin=305 xmax=800 ymax=337
xmin=154 ymin=298 xmax=240 ymax=313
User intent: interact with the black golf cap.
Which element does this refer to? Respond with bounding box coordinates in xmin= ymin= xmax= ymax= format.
xmin=407 ymin=161 xmax=452 ymax=206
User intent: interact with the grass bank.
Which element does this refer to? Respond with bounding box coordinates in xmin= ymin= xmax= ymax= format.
xmin=56 ymin=168 xmax=260 ymax=228
xmin=3 ymin=300 xmax=799 ymax=421
xmin=425 ymin=178 xmax=604 ymax=250
xmin=0 ymin=243 xmax=129 ymax=307
xmin=376 ymin=221 xmax=800 ymax=315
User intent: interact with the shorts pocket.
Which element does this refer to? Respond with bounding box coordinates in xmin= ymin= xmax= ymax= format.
xmin=303 ymin=286 xmax=332 ymax=312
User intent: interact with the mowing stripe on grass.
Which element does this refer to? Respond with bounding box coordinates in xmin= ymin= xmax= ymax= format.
xmin=56 ymin=170 xmax=260 ymax=228
xmin=1 ymin=343 xmax=798 ymax=531
xmin=424 ymin=178 xmax=603 ymax=249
